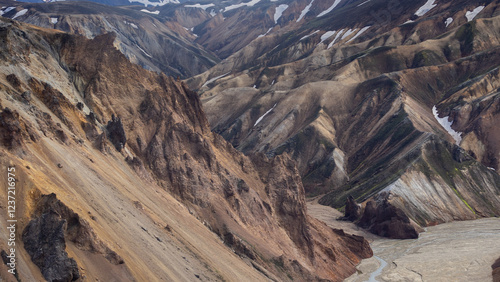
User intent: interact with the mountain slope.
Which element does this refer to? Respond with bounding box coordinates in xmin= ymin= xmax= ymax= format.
xmin=0 ymin=17 xmax=371 ymax=281
xmin=188 ymin=0 xmax=500 ymax=237
xmin=0 ymin=0 xmax=219 ymax=78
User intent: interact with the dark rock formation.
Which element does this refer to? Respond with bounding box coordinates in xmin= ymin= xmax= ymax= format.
xmin=357 ymin=195 xmax=419 ymax=239
xmin=0 ymin=107 xmax=24 ymax=149
xmin=342 ymin=192 xmax=419 ymax=239
xmin=493 ymin=257 xmax=500 ymax=282
xmin=22 ymin=211 xmax=80 ymax=282
xmin=106 ymin=115 xmax=126 ymax=152
xmin=6 ymin=74 xmax=21 ymax=89
xmin=33 ymin=194 xmax=124 ymax=265
xmin=344 ymin=195 xmax=361 ymax=221
xmin=22 ymin=193 xmax=125 ymax=281
xmin=21 ymin=91 xmax=31 ymax=102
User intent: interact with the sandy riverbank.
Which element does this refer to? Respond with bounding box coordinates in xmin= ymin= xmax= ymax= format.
xmin=307 ymin=202 xmax=500 ymax=282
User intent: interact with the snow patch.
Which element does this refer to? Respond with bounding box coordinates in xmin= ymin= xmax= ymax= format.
xmin=185 ymin=3 xmax=215 ymax=10
xmin=341 ymin=28 xmax=355 ymax=40
xmin=123 ymin=20 xmax=139 ymax=29
xmin=357 ymin=0 xmax=370 ymax=7
xmin=346 ymin=26 xmax=370 ymax=43
xmin=317 ymin=0 xmax=342 ymax=17
xmin=432 ymin=106 xmax=462 ymax=144
xmin=274 ymin=4 xmax=288 ymax=24
xmin=0 ymin=7 xmax=15 ymax=16
xmin=320 ymin=30 xmax=336 ymax=43
xmin=129 ymin=0 xmax=179 ymax=7
xmin=327 ymin=28 xmax=344 ymax=49
xmin=271 ymin=80 xmax=275 ymax=85
xmin=415 ymin=0 xmax=436 ymax=17
xmin=140 ymin=9 xmax=160 ymax=14
xmin=253 ymin=85 xmax=257 ymax=88
xmin=224 ymin=0 xmax=261 ymax=12
xmin=254 ymin=104 xmax=277 ymax=127
xmin=488 ymin=167 xmax=496 ymax=171
xmin=202 ymin=72 xmax=230 ymax=88
xmin=257 ymin=27 xmax=273 ymax=39
xmin=445 ymin=17 xmax=453 ymax=27
xmin=209 ymin=9 xmax=216 ymax=17
xmin=136 ymin=45 xmax=152 ymax=58
xmin=12 ymin=8 xmax=28 ymax=19
xmin=466 ymin=6 xmax=484 ymax=22
xmin=300 ymin=30 xmax=319 ymax=41
xmin=297 ymin=0 xmax=314 ymax=22
xmin=50 ymin=17 xmax=58 ymax=24
xmin=403 ymin=20 xmax=414 ymax=24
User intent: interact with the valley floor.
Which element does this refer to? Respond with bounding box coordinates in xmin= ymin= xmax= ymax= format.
xmin=307 ymin=202 xmax=500 ymax=282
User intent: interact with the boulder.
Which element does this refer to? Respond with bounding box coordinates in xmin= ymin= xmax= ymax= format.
xmin=358 ymin=196 xmax=419 ymax=239
xmin=22 ymin=211 xmax=80 ymax=282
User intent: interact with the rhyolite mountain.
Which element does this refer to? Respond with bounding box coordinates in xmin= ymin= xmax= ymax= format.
xmin=186 ymin=0 xmax=500 ymax=238
xmin=0 ymin=0 xmax=219 ymax=78
xmin=13 ymin=0 xmax=183 ymax=7
xmin=1 ymin=0 xmax=499 ymax=243
xmin=0 ymin=17 xmax=372 ymax=281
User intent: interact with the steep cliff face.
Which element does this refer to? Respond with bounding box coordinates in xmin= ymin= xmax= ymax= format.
xmin=0 ymin=18 xmax=371 ymax=281
xmin=190 ymin=0 xmax=500 ymax=238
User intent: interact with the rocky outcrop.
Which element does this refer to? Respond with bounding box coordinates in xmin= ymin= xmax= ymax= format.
xmin=342 ymin=194 xmax=419 ymax=239
xmin=22 ymin=193 xmax=126 ymax=281
xmin=22 ymin=211 xmax=80 ymax=282
xmin=493 ymin=257 xmax=500 ymax=282
xmin=30 ymin=194 xmax=124 ymax=265
xmin=0 ymin=108 xmax=24 ymax=149
xmin=344 ymin=195 xmax=361 ymax=222
xmin=106 ymin=115 xmax=126 ymax=152
xmin=358 ymin=195 xmax=419 ymax=239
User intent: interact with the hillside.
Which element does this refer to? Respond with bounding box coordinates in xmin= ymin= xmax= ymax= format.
xmin=187 ymin=0 xmax=500 ymax=238
xmin=0 ymin=17 xmax=372 ymax=281
xmin=0 ymin=0 xmax=219 ymax=78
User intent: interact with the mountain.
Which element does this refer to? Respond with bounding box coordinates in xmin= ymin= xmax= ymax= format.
xmin=0 ymin=17 xmax=371 ymax=281
xmin=0 ymin=0 xmax=219 ymax=78
xmin=13 ymin=0 xmax=182 ymax=7
xmin=187 ymin=0 xmax=500 ymax=238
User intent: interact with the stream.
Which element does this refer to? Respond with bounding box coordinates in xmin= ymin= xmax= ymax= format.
xmin=367 ymin=256 xmax=387 ymax=282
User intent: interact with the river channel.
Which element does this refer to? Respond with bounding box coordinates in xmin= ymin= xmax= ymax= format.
xmin=307 ymin=202 xmax=500 ymax=282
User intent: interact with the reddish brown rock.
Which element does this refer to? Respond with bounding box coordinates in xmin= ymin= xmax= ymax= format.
xmin=493 ymin=257 xmax=500 ymax=282
xmin=342 ymin=193 xmax=419 ymax=239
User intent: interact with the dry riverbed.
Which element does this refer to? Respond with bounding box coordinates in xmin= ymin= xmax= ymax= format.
xmin=307 ymin=201 xmax=500 ymax=282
